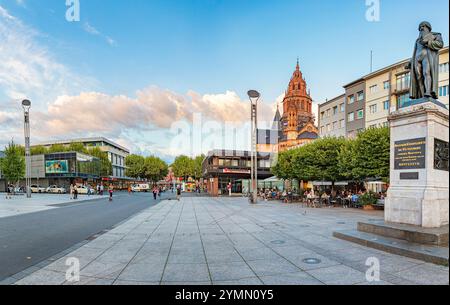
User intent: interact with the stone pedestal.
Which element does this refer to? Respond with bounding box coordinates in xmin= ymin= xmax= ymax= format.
xmin=386 ymin=98 xmax=449 ymax=228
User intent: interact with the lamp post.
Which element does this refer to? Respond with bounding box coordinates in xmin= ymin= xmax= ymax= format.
xmin=22 ymin=100 xmax=32 ymax=199
xmin=248 ymin=90 xmax=260 ymax=204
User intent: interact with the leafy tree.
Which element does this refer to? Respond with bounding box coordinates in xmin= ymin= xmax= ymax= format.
xmin=144 ymin=156 xmax=169 ymax=183
xmin=68 ymin=142 xmax=87 ymax=153
xmin=272 ymin=149 xmax=296 ymax=180
xmin=337 ymin=138 xmax=357 ymax=181
xmin=87 ymin=147 xmax=112 ymax=177
xmin=171 ymin=155 xmax=194 ymax=181
xmin=31 ymin=145 xmax=48 ymax=156
xmin=47 ymin=144 xmax=67 ymax=153
xmin=125 ymin=154 xmax=146 ymax=179
xmin=292 ymin=137 xmax=346 ymax=189
xmin=192 ymin=155 xmax=205 ymax=180
xmin=0 ymin=141 xmax=26 ymax=187
xmin=351 ymin=127 xmax=390 ymax=182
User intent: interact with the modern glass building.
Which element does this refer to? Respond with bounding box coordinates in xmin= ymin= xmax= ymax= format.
xmin=202 ymin=150 xmax=275 ymax=196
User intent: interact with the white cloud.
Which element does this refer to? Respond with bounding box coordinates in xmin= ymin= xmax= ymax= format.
xmin=83 ymin=22 xmax=117 ymax=46
xmin=0 ymin=5 xmax=95 ymax=104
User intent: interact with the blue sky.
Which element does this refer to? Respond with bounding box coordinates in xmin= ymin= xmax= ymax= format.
xmin=0 ymin=0 xmax=449 ymax=161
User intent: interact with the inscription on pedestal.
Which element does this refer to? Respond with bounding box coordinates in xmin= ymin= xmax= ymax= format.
xmin=394 ymin=138 xmax=426 ymax=170
xmin=400 ymin=172 xmax=419 ymax=180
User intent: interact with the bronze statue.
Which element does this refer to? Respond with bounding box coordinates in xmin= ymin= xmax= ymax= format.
xmin=406 ymin=21 xmax=444 ymax=100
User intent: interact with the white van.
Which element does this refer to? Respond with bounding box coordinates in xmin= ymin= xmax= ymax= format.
xmin=132 ymin=184 xmax=150 ymax=192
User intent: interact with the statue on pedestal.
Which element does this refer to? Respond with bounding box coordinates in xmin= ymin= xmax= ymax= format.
xmin=406 ymin=21 xmax=444 ymax=100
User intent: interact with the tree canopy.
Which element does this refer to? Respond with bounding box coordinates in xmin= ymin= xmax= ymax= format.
xmin=0 ymin=141 xmax=26 ymax=184
xmin=125 ymin=154 xmax=168 ymax=183
xmin=271 ymin=127 xmax=391 ymax=185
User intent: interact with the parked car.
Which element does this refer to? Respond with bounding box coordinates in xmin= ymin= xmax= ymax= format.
xmin=75 ymin=185 xmax=95 ymax=195
xmin=46 ymin=185 xmax=67 ymax=194
xmin=30 ymin=185 xmax=46 ymax=193
xmin=131 ymin=184 xmax=150 ymax=192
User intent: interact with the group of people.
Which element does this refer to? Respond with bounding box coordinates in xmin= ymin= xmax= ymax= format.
xmin=4 ymin=185 xmax=14 ymax=200
xmin=257 ymin=187 xmax=387 ymax=209
xmin=259 ymin=187 xmax=299 ymax=203
xmin=69 ymin=183 xmax=114 ymax=201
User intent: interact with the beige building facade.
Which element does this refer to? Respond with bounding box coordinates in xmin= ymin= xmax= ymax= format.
xmin=318 ymin=94 xmax=346 ymax=138
xmin=364 ymin=47 xmax=449 ymax=129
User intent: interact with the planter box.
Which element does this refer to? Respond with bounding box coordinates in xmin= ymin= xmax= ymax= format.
xmin=363 ymin=205 xmax=375 ymax=211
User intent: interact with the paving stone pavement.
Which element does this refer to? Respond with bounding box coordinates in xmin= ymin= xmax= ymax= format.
xmin=9 ymin=197 xmax=449 ymax=285
xmin=0 ymin=194 xmax=105 ymax=218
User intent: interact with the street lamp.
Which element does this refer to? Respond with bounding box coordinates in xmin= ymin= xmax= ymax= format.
xmin=22 ymin=99 xmax=32 ymax=199
xmin=248 ymin=90 xmax=260 ymax=204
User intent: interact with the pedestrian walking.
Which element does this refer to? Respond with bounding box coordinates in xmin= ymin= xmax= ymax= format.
xmin=73 ymin=184 xmax=78 ymax=200
xmin=128 ymin=185 xmax=132 ymax=195
xmin=97 ymin=184 xmax=100 ymax=195
xmin=6 ymin=184 xmax=12 ymax=199
xmin=109 ymin=184 xmax=114 ymax=202
xmin=100 ymin=183 xmax=104 ymax=196
xmin=152 ymin=186 xmax=158 ymax=200
xmin=176 ymin=186 xmax=181 ymax=201
xmin=70 ymin=184 xmax=74 ymax=200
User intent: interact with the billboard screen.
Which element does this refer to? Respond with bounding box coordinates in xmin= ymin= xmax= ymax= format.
xmin=45 ymin=160 xmax=69 ymax=174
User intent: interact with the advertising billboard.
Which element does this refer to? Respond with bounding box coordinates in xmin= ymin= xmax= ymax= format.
xmin=45 ymin=160 xmax=69 ymax=174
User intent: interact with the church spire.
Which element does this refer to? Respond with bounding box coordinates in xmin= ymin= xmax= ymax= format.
xmin=296 ymin=57 xmax=300 ymax=71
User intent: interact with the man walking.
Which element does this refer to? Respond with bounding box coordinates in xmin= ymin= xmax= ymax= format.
xmin=176 ymin=186 xmax=181 ymax=201
xmin=153 ymin=186 xmax=158 ymax=200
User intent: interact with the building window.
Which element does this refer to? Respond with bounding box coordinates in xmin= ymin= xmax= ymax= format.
xmin=439 ymin=62 xmax=449 ymax=73
xmin=439 ymin=85 xmax=449 ymax=97
xmin=340 ymin=119 xmax=345 ymax=128
xmin=333 ymin=121 xmax=338 ymax=130
xmin=397 ymin=93 xmax=410 ymax=108
xmin=327 ymin=124 xmax=331 ymax=132
xmin=383 ymin=81 xmax=390 ymax=90
xmin=348 ymin=95 xmax=355 ymax=104
xmin=396 ymin=73 xmax=410 ymax=91
xmin=321 ymin=126 xmax=325 ymax=134
xmin=348 ymin=112 xmax=355 ymax=122
xmin=383 ymin=100 xmax=390 ymax=110
xmin=369 ymin=104 xmax=378 ymax=114
xmin=357 ymin=91 xmax=364 ymax=102
xmin=320 ymin=112 xmax=325 ymax=121
xmin=357 ymin=109 xmax=364 ymax=119
xmin=369 ymin=85 xmax=378 ymax=94
xmin=333 ymin=106 xmax=338 ymax=115
xmin=340 ymin=103 xmax=345 ymax=112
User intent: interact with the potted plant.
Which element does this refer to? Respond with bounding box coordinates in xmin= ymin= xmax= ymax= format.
xmin=359 ymin=192 xmax=378 ymax=210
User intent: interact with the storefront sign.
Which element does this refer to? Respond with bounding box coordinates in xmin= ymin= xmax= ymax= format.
xmin=45 ymin=160 xmax=69 ymax=174
xmin=223 ymin=168 xmax=251 ymax=174
xmin=394 ymin=138 xmax=426 ymax=170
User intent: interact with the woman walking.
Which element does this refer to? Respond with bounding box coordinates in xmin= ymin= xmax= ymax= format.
xmin=109 ymin=184 xmax=114 ymax=202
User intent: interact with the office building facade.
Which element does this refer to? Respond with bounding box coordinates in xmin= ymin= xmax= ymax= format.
xmin=37 ymin=137 xmax=130 ymax=179
xmin=318 ymin=94 xmax=346 ymax=138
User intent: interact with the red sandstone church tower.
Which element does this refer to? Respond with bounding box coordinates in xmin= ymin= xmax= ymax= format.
xmin=278 ymin=60 xmax=319 ymax=151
